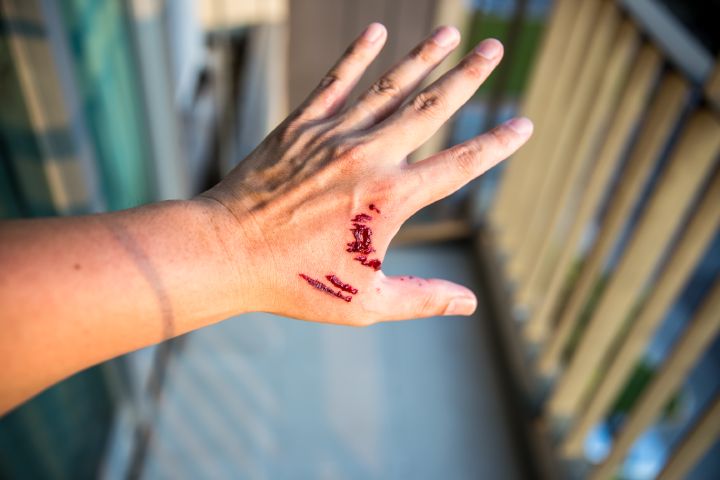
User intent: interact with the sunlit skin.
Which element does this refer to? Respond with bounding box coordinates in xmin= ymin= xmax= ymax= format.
xmin=0 ymin=23 xmax=533 ymax=414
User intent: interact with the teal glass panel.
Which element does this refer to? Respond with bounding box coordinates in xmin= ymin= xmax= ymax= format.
xmin=59 ymin=0 xmax=153 ymax=210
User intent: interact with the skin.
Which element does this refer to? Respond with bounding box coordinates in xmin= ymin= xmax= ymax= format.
xmin=0 ymin=23 xmax=532 ymax=414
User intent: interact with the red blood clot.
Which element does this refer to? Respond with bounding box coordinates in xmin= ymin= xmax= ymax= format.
xmin=354 ymin=255 xmax=382 ymax=271
xmin=299 ymin=273 xmax=352 ymax=302
xmin=347 ymin=223 xmax=375 ymax=255
xmin=326 ymin=274 xmax=358 ymax=294
xmin=351 ymin=213 xmax=373 ymax=223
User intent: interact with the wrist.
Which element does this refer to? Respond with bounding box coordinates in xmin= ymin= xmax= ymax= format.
xmin=188 ymin=195 xmax=266 ymax=317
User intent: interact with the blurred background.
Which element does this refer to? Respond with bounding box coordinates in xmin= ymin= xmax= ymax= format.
xmin=0 ymin=0 xmax=719 ymax=478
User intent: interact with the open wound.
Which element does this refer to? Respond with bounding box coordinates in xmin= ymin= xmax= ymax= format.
xmin=346 ymin=206 xmax=382 ymax=271
xmin=298 ymin=205 xmax=381 ymax=302
xmin=299 ymin=274 xmax=354 ymax=302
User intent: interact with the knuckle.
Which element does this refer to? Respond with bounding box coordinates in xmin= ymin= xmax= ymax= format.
xmin=418 ymin=291 xmax=440 ymax=317
xmin=412 ymin=91 xmax=444 ymax=116
xmin=343 ymin=42 xmax=369 ymax=64
xmin=409 ymin=42 xmax=436 ymax=63
xmin=343 ymin=42 xmax=358 ymax=58
xmin=408 ymin=164 xmax=429 ymax=188
xmin=318 ymin=71 xmax=340 ymax=91
xmin=370 ymin=76 xmax=401 ymax=98
xmin=489 ymin=125 xmax=513 ymax=147
xmin=459 ymin=56 xmax=487 ymax=78
xmin=452 ymin=145 xmax=480 ymax=176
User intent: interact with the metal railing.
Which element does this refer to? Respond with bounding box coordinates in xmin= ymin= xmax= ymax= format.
xmin=488 ymin=0 xmax=720 ymax=477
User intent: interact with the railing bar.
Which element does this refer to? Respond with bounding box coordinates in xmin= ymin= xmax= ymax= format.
xmin=523 ymin=44 xmax=662 ymax=344
xmin=591 ymin=279 xmax=720 ymax=479
xmin=507 ymin=0 xmax=621 ymax=286
xmin=515 ymin=11 xmax=639 ymax=310
xmin=499 ymin=0 xmax=605 ymax=268
xmin=490 ymin=0 xmax=578 ymax=251
xmin=561 ymin=168 xmax=720 ymax=456
xmin=538 ymin=73 xmax=689 ymax=374
xmin=546 ymin=109 xmax=720 ymax=420
xmin=656 ymin=394 xmax=720 ymax=480
xmin=480 ymin=0 xmax=529 ymax=133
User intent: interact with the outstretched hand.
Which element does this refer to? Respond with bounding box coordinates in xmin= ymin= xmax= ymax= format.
xmin=199 ymin=23 xmax=533 ymax=325
xmin=0 ymin=23 xmax=534 ymax=412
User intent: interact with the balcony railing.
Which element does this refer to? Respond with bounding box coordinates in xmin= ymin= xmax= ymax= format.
xmin=487 ymin=0 xmax=720 ymax=477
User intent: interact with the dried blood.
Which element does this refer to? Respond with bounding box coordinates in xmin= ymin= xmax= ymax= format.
xmin=326 ymin=274 xmax=358 ymax=294
xmin=298 ymin=206 xmax=384 ymax=300
xmin=299 ymin=273 xmax=352 ymax=302
xmin=347 ymin=208 xmax=383 ymax=270
xmin=346 ymin=223 xmax=374 ymax=254
xmin=351 ymin=213 xmax=373 ymax=223
xmin=354 ymin=255 xmax=381 ymax=271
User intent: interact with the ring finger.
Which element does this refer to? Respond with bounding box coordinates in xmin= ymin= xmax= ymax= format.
xmin=339 ymin=25 xmax=461 ymax=130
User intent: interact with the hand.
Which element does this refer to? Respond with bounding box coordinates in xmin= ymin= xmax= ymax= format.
xmin=200 ymin=23 xmax=533 ymax=326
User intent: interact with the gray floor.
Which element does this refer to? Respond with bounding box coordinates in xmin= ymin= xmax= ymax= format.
xmin=141 ymin=243 xmax=523 ymax=479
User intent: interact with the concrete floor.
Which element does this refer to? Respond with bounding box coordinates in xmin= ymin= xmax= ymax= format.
xmin=139 ymin=243 xmax=524 ymax=479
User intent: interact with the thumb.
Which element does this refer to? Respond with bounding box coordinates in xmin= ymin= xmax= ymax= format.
xmin=374 ymin=275 xmax=477 ymax=321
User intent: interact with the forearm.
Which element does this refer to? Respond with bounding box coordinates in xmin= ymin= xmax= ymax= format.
xmin=0 ymin=199 xmax=248 ymax=413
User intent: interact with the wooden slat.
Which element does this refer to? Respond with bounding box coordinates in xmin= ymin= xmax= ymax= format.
xmin=516 ymin=19 xmax=639 ymax=310
xmin=491 ymin=0 xmax=580 ymax=238
xmin=490 ymin=0 xmax=579 ymax=249
xmin=657 ymin=395 xmax=720 ymax=480
xmin=547 ymin=110 xmax=720 ymax=419
xmin=591 ymin=280 xmax=720 ymax=479
xmin=538 ymin=73 xmax=689 ymax=373
xmin=507 ymin=1 xmax=622 ymax=285
xmin=522 ymin=44 xmax=662 ymax=343
xmin=498 ymin=0 xmax=604 ymax=263
xmin=561 ymin=170 xmax=720 ymax=456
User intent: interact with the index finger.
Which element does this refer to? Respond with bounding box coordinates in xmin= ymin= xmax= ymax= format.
xmin=371 ymin=38 xmax=503 ymax=157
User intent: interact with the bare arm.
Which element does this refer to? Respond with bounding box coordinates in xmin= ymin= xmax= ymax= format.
xmin=0 ymin=23 xmax=532 ymax=414
xmin=0 ymin=200 xmax=251 ymax=412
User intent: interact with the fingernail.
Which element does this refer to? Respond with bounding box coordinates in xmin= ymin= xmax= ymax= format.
xmin=364 ymin=23 xmax=385 ymax=43
xmin=432 ymin=26 xmax=459 ymax=48
xmin=474 ymin=38 xmax=502 ymax=60
xmin=444 ymin=296 xmax=477 ymax=316
xmin=505 ymin=116 xmax=534 ymax=135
